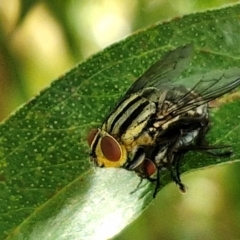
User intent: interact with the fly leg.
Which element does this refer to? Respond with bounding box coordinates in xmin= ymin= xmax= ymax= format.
xmin=131 ymin=173 xmax=160 ymax=198
xmin=172 ymin=151 xmax=187 ymax=193
xmin=130 ymin=154 xmax=160 ymax=197
xmin=195 ymin=123 xmax=233 ymax=158
xmin=166 ymin=135 xmax=187 ymax=192
xmin=130 ymin=177 xmax=145 ymax=194
xmin=204 ymin=149 xmax=232 ymax=157
xmin=153 ymin=168 xmax=161 ymax=198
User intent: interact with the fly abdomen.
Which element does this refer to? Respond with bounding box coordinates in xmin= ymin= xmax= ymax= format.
xmin=176 ymin=129 xmax=201 ymax=149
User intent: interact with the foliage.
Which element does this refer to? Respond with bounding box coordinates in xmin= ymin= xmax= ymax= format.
xmin=1 ymin=3 xmax=240 ymax=240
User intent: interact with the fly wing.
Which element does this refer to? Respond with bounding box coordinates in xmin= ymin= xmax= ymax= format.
xmin=168 ymin=68 xmax=240 ymax=117
xmin=124 ymin=44 xmax=194 ymax=96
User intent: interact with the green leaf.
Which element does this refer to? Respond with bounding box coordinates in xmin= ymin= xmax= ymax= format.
xmin=2 ymin=3 xmax=240 ymax=240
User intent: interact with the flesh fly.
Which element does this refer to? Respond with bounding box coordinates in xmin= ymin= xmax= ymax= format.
xmin=87 ymin=44 xmax=240 ymax=197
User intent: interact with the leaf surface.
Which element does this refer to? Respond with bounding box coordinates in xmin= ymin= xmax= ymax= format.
xmin=1 ymin=4 xmax=240 ymax=240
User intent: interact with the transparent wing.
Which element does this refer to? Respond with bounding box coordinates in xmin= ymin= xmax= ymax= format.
xmin=125 ymin=44 xmax=193 ymax=96
xmin=169 ymin=68 xmax=240 ymax=117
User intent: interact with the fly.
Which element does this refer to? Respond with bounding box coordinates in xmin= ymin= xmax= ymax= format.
xmin=87 ymin=44 xmax=240 ymax=198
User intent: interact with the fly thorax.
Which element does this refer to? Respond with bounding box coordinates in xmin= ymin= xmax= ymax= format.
xmin=160 ymin=115 xmax=180 ymax=130
xmin=120 ymin=101 xmax=156 ymax=145
xmin=121 ymin=131 xmax=155 ymax=154
xmin=157 ymin=100 xmax=173 ymax=116
xmin=121 ymin=120 xmax=150 ymax=146
xmin=154 ymin=100 xmax=181 ymax=130
xmin=152 ymin=114 xmax=180 ymax=130
xmin=103 ymin=93 xmax=156 ymax=135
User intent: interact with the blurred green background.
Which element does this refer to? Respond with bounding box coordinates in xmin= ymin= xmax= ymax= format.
xmin=1 ymin=0 xmax=240 ymax=239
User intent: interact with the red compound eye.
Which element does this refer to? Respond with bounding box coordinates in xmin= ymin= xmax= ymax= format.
xmin=143 ymin=159 xmax=157 ymax=176
xmin=101 ymin=135 xmax=121 ymax=162
xmin=87 ymin=128 xmax=99 ymax=146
